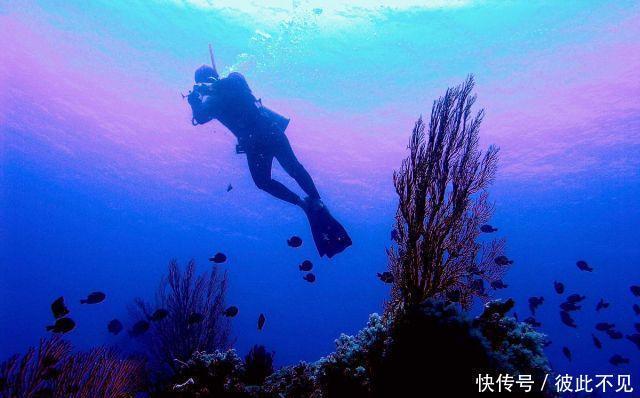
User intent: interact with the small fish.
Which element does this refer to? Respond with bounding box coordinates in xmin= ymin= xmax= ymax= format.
xmin=446 ymin=290 xmax=461 ymax=303
xmin=107 ymin=319 xmax=123 ymax=335
xmin=560 ymin=311 xmax=577 ymax=328
xmin=287 ymin=236 xmax=303 ymax=248
xmin=595 ymin=298 xmax=609 ymax=312
xmin=606 ymin=329 xmax=623 ymax=340
xmin=129 ymin=320 xmax=150 ymax=337
xmin=377 ymin=272 xmax=394 ymax=284
xmin=562 ymin=346 xmax=572 ymax=361
xmin=223 ymin=306 xmax=239 ymax=317
xmin=633 ymin=304 xmax=640 ymax=316
xmin=41 ymin=367 xmax=60 ymax=381
xmin=554 ymin=281 xmax=565 ymax=295
xmin=46 ymin=317 xmax=75 ymax=334
xmin=471 ymin=279 xmax=485 ymax=295
xmin=226 ymin=184 xmax=233 ymax=192
xmin=490 ymin=280 xmax=508 ymax=290
xmin=257 ymin=313 xmax=266 ymax=331
xmin=524 ymin=317 xmax=541 ymax=327
xmin=576 ymin=260 xmax=593 ymax=272
xmin=299 ymin=260 xmax=313 ymax=272
xmin=80 ymin=291 xmax=105 ymax=304
xmin=149 ymin=309 xmax=169 ymax=322
xmin=209 ymin=252 xmax=227 ymax=264
xmin=50 ymin=296 xmax=69 ymax=319
xmin=390 ymin=229 xmax=399 ymax=242
xmin=566 ymin=294 xmax=586 ymax=304
xmin=303 ymin=273 xmax=316 ymax=283
xmin=592 ymin=334 xmax=602 ymax=349
xmin=631 ymin=285 xmax=640 ymax=297
xmin=626 ymin=333 xmax=640 ymax=350
xmin=494 ymin=256 xmax=513 ymax=266
xmin=528 ymin=296 xmax=544 ymax=315
xmin=480 ymin=224 xmax=498 ymax=233
xmin=609 ymin=354 xmax=629 ymax=366
xmin=560 ymin=301 xmax=581 ymax=312
xmin=187 ymin=312 xmax=204 ymax=324
xmin=595 ymin=322 xmax=615 ymax=331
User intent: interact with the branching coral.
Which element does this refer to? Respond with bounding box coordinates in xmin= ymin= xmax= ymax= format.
xmin=243 ymin=345 xmax=275 ymax=386
xmin=388 ymin=75 xmax=506 ymax=310
xmin=0 ymin=337 xmax=144 ymax=398
xmin=133 ymin=259 xmax=231 ymax=377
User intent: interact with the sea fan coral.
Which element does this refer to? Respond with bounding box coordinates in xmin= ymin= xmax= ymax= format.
xmin=0 ymin=337 xmax=144 ymax=398
xmin=133 ymin=259 xmax=231 ymax=377
xmin=388 ymin=75 xmax=506 ymax=310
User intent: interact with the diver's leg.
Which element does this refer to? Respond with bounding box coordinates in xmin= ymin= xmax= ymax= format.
xmin=247 ymin=150 xmax=303 ymax=206
xmin=274 ymin=134 xmax=321 ymax=200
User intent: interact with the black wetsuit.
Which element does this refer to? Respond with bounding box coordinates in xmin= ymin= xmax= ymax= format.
xmin=189 ymin=72 xmax=320 ymax=206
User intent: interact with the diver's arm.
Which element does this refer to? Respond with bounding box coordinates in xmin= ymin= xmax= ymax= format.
xmin=188 ymin=92 xmax=215 ymax=125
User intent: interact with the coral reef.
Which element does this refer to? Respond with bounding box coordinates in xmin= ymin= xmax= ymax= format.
xmin=243 ymin=345 xmax=275 ymax=386
xmin=388 ymin=75 xmax=506 ymax=310
xmin=0 ymin=336 xmax=144 ymax=398
xmin=166 ymin=300 xmax=551 ymax=397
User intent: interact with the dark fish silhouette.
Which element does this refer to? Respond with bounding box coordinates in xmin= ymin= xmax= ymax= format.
xmin=480 ymin=224 xmax=498 ymax=233
xmin=471 ymin=279 xmax=485 ymax=295
xmin=46 ymin=317 xmax=75 ymax=334
xmin=560 ymin=311 xmax=577 ymax=328
xmin=41 ymin=367 xmax=60 ymax=381
xmin=528 ymin=296 xmax=544 ymax=315
xmin=633 ymin=304 xmax=640 ymax=316
xmin=606 ymin=329 xmax=623 ymax=340
xmin=554 ymin=281 xmax=565 ymax=295
xmin=626 ymin=333 xmax=640 ymax=350
xmin=560 ymin=301 xmax=581 ymax=312
xmin=209 ymin=252 xmax=227 ymax=264
xmin=299 ymin=260 xmax=313 ymax=272
xmin=446 ymin=290 xmax=461 ymax=303
xmin=524 ymin=317 xmax=541 ymax=327
xmin=287 ymin=236 xmax=302 ymax=248
xmin=377 ymin=272 xmax=394 ymax=284
xmin=390 ymin=229 xmax=399 ymax=241
xmin=129 ymin=320 xmax=150 ymax=337
xmin=576 ymin=260 xmax=593 ymax=272
xmin=223 ymin=306 xmax=239 ymax=317
xmin=631 ymin=285 xmax=640 ymax=297
xmin=188 ymin=312 xmax=204 ymax=324
xmin=226 ymin=184 xmax=233 ymax=192
xmin=566 ymin=294 xmax=585 ymax=303
xmin=107 ymin=319 xmax=123 ymax=335
xmin=257 ymin=313 xmax=266 ymax=331
xmin=595 ymin=299 xmax=609 ymax=312
xmin=50 ymin=296 xmax=69 ymax=319
xmin=80 ymin=291 xmax=105 ymax=304
xmin=490 ymin=280 xmax=508 ymax=290
xmin=591 ymin=334 xmax=602 ymax=349
xmin=149 ymin=309 xmax=169 ymax=322
xmin=562 ymin=346 xmax=571 ymax=361
xmin=609 ymin=354 xmax=629 ymax=366
xmin=595 ymin=322 xmax=615 ymax=331
xmin=494 ymin=256 xmax=513 ymax=266
xmin=303 ymin=273 xmax=316 ymax=283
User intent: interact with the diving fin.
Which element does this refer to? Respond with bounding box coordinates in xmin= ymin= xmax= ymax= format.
xmin=304 ymin=198 xmax=352 ymax=258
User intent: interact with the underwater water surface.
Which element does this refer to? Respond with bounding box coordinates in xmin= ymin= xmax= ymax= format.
xmin=1 ymin=0 xmax=640 ymax=392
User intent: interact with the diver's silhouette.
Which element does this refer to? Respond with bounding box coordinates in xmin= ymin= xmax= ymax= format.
xmin=187 ymin=46 xmax=351 ymax=258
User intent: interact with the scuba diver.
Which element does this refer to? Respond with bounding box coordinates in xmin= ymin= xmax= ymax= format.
xmin=186 ymin=45 xmax=351 ymax=258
